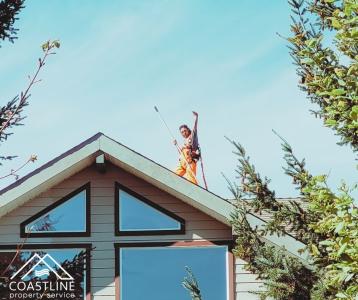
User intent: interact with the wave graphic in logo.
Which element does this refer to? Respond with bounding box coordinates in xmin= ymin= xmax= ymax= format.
xmin=11 ymin=254 xmax=74 ymax=280
xmin=34 ymin=269 xmax=50 ymax=277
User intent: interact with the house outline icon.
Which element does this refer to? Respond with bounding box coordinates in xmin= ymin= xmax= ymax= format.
xmin=10 ymin=253 xmax=74 ymax=281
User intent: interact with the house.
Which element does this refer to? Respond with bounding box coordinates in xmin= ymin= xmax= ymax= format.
xmin=0 ymin=133 xmax=305 ymax=300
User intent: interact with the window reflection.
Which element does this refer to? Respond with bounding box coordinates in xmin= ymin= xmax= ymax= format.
xmin=25 ymin=191 xmax=87 ymax=233
xmin=0 ymin=248 xmax=88 ymax=300
xmin=119 ymin=190 xmax=181 ymax=231
xmin=120 ymin=246 xmax=228 ymax=300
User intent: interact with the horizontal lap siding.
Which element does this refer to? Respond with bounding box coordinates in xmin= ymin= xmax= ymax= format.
xmin=0 ymin=163 xmax=233 ymax=300
xmin=235 ymin=258 xmax=264 ymax=299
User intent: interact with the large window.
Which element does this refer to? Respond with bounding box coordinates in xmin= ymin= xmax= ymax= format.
xmin=20 ymin=183 xmax=90 ymax=237
xmin=116 ymin=243 xmax=228 ymax=300
xmin=115 ymin=183 xmax=185 ymax=235
xmin=0 ymin=244 xmax=91 ymax=300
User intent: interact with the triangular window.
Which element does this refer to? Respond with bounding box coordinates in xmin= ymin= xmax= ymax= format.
xmin=20 ymin=183 xmax=90 ymax=237
xmin=115 ymin=183 xmax=185 ymax=236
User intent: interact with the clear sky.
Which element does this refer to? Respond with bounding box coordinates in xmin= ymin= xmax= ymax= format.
xmin=0 ymin=0 xmax=356 ymax=198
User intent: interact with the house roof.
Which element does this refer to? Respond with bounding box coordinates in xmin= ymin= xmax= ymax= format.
xmin=0 ymin=133 xmax=232 ymax=223
xmin=0 ymin=133 xmax=307 ymax=260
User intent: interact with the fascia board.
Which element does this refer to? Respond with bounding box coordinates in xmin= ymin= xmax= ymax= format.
xmin=99 ymin=137 xmax=308 ymax=260
xmin=100 ymin=136 xmax=308 ymax=260
xmin=246 ymin=214 xmax=309 ymax=261
xmin=0 ymin=132 xmax=309 ymax=261
xmin=0 ymin=140 xmax=100 ymax=218
xmin=99 ymin=135 xmax=233 ymax=225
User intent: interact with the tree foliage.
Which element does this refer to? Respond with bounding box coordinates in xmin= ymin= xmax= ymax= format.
xmin=229 ymin=1 xmax=357 ymax=299
xmin=0 ymin=0 xmax=24 ymax=46
xmin=0 ymin=40 xmax=60 ymax=145
xmin=288 ymin=0 xmax=358 ymax=150
xmin=0 ymin=39 xmax=60 ymax=178
xmin=229 ymin=135 xmax=357 ymax=299
xmin=1 ymin=0 xmax=60 ymax=179
xmin=229 ymin=139 xmax=319 ymax=300
xmin=182 ymin=267 xmax=202 ymax=300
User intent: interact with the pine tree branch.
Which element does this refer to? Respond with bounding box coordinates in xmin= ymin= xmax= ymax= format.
xmin=0 ymin=40 xmax=60 ymax=143
xmin=0 ymin=154 xmax=37 ymax=180
xmin=0 ymin=0 xmax=24 ymax=45
xmin=182 ymin=267 xmax=202 ymax=300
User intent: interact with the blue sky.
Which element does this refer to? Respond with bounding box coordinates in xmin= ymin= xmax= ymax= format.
xmin=0 ymin=0 xmax=356 ymax=198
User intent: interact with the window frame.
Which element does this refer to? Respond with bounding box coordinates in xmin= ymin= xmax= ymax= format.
xmin=20 ymin=183 xmax=91 ymax=238
xmin=114 ymin=182 xmax=185 ymax=236
xmin=114 ymin=240 xmax=235 ymax=300
xmin=0 ymin=243 xmax=92 ymax=300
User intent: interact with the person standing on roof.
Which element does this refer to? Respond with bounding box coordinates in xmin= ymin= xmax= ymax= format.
xmin=173 ymin=111 xmax=200 ymax=185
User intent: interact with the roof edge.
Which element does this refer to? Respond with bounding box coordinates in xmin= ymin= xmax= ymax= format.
xmin=0 ymin=132 xmax=103 ymax=195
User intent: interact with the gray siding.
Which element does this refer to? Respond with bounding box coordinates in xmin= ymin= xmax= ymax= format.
xmin=0 ymin=163 xmax=263 ymax=299
xmin=235 ymin=258 xmax=264 ymax=299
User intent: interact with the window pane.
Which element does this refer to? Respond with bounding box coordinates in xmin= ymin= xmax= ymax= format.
xmin=120 ymin=246 xmax=228 ymax=300
xmin=0 ymin=248 xmax=88 ymax=300
xmin=119 ymin=190 xmax=181 ymax=231
xmin=25 ymin=190 xmax=86 ymax=233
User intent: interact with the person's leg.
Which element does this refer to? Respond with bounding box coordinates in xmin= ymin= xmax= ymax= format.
xmin=176 ymin=150 xmax=198 ymax=185
xmin=175 ymin=159 xmax=186 ymax=176
xmin=184 ymin=161 xmax=198 ymax=185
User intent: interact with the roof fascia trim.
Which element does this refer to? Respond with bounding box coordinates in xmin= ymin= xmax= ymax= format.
xmin=99 ymin=135 xmax=308 ymax=259
xmin=246 ymin=214 xmax=308 ymax=261
xmin=99 ymin=135 xmax=233 ymax=226
xmin=0 ymin=140 xmax=100 ymax=218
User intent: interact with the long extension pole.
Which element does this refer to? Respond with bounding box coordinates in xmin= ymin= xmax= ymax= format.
xmin=154 ymin=106 xmax=177 ymax=142
xmin=154 ymin=106 xmax=197 ymax=182
xmin=199 ymin=156 xmax=208 ymax=190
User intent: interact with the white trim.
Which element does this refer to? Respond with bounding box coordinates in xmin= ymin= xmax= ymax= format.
xmin=100 ymin=136 xmax=233 ymax=225
xmin=246 ymin=214 xmax=309 ymax=261
xmin=0 ymin=140 xmax=99 ymax=218
xmin=0 ymin=133 xmax=308 ymax=260
xmin=226 ymin=248 xmax=230 ymax=300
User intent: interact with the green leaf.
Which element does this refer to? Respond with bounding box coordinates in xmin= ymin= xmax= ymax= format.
xmin=337 ymin=243 xmax=347 ymax=256
xmin=320 ymin=240 xmax=335 ymax=246
xmin=335 ymin=222 xmax=345 ymax=234
xmin=338 ymin=100 xmax=346 ymax=108
xmin=347 ymin=65 xmax=356 ymax=75
xmin=344 ymin=273 xmax=354 ymax=282
xmin=300 ymin=58 xmax=314 ymax=65
xmin=311 ymin=244 xmax=320 ymax=256
xmin=326 ymin=119 xmax=338 ymax=126
xmin=338 ymin=79 xmax=346 ymax=86
xmin=351 ymin=28 xmax=358 ymax=38
xmin=330 ymin=89 xmax=346 ymax=96
xmin=331 ymin=17 xmax=342 ymax=29
xmin=336 ymin=292 xmax=347 ymax=298
xmin=351 ymin=106 xmax=358 ymax=114
xmin=305 ymin=38 xmax=318 ymax=48
xmin=350 ymin=106 xmax=358 ymax=121
xmin=41 ymin=41 xmax=50 ymax=52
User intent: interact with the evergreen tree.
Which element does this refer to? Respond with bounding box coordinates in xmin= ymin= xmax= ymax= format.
xmin=0 ymin=1 xmax=60 ymax=178
xmin=0 ymin=0 xmax=24 ymax=46
xmin=229 ymin=0 xmax=357 ymax=299
xmin=288 ymin=0 xmax=357 ymax=150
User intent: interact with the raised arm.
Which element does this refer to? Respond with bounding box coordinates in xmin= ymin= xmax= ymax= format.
xmin=192 ymin=111 xmax=198 ymax=132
